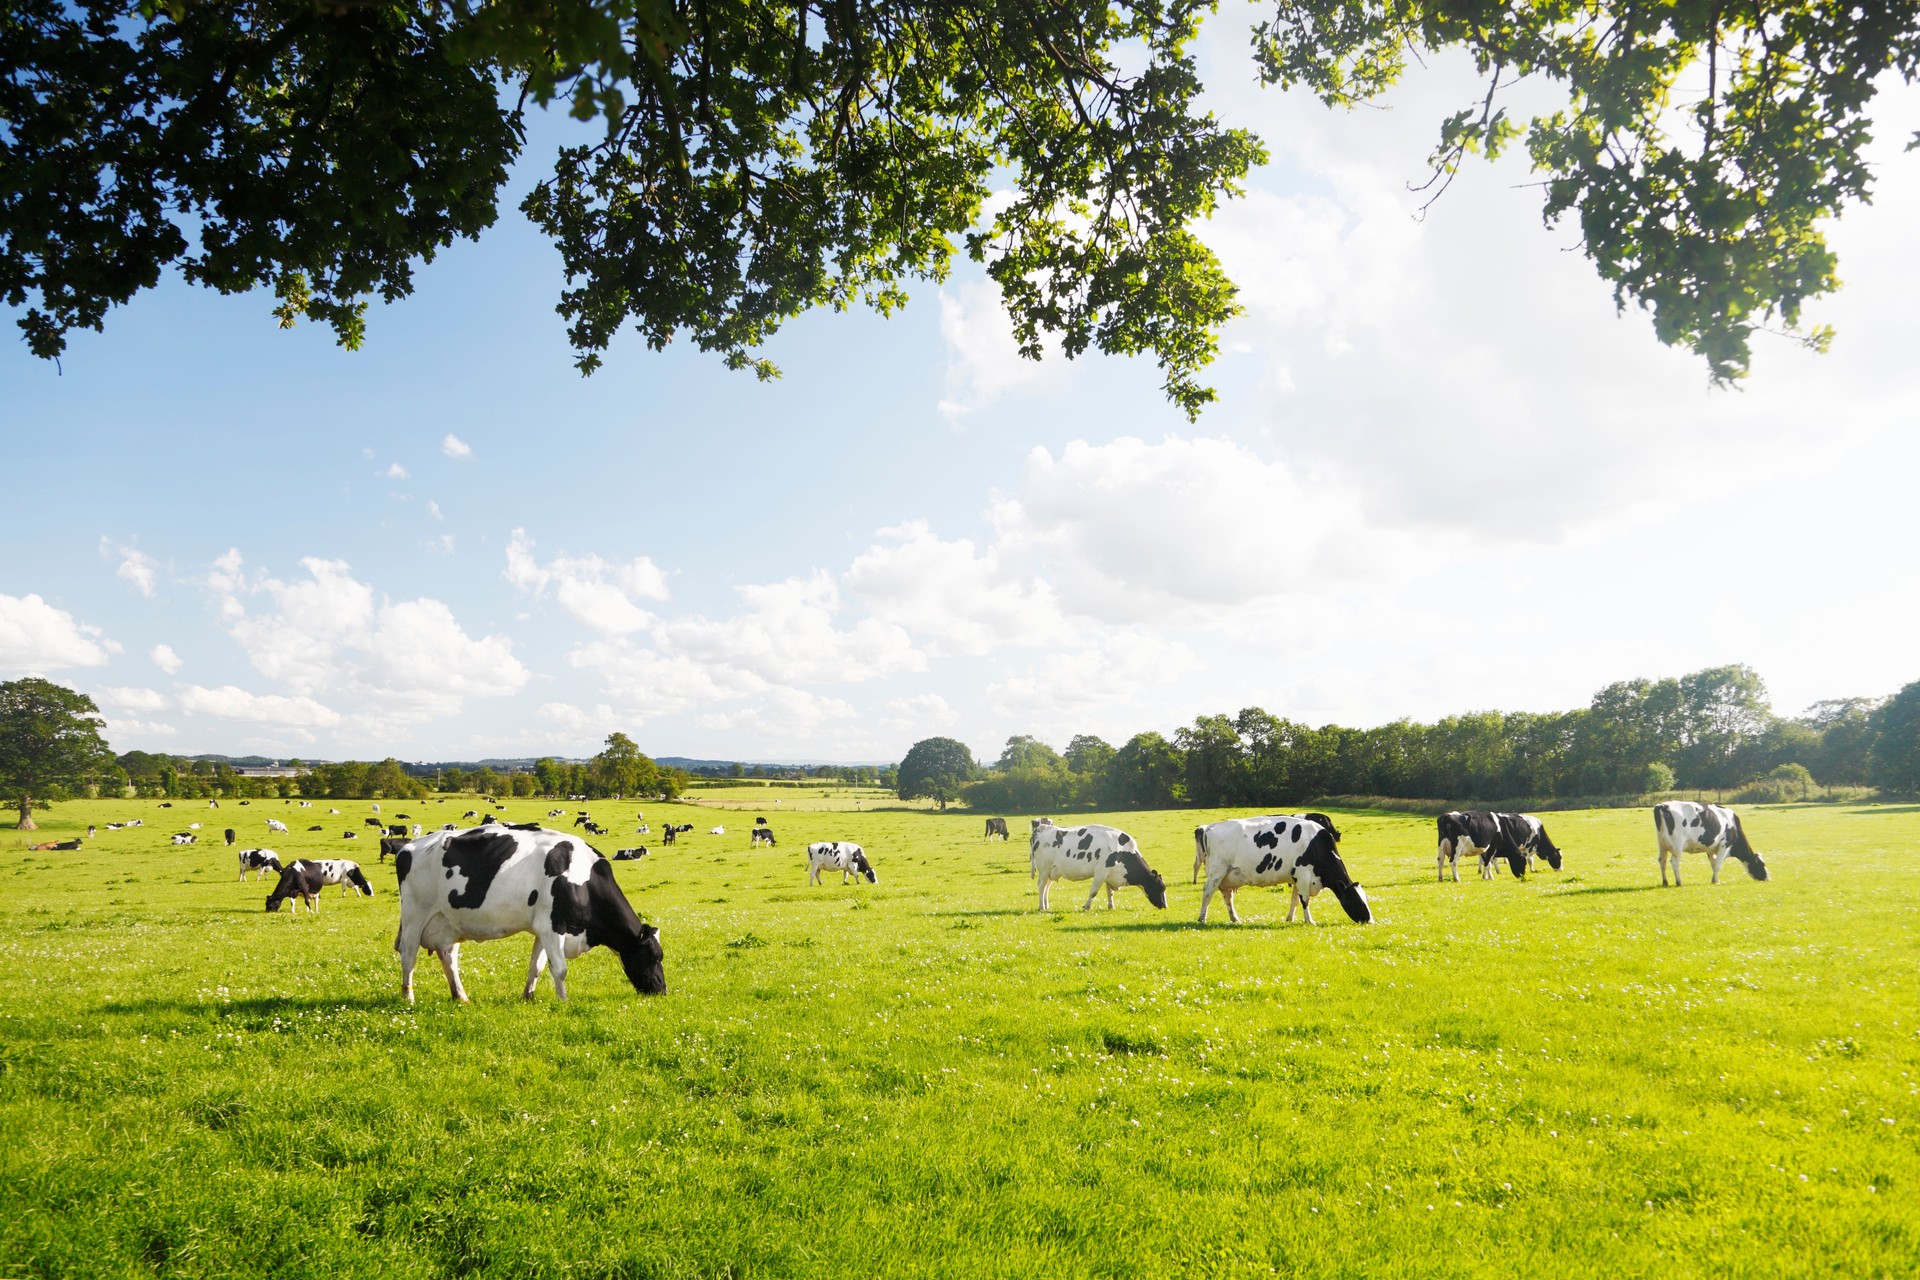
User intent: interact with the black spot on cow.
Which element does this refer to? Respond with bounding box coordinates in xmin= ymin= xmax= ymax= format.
xmin=1053 ymin=831 xmax=1066 ymax=847
xmin=1254 ymin=829 xmax=1280 ymax=850
xmin=1657 ymin=804 xmax=1677 ymax=835
xmin=1255 ymin=852 xmax=1280 ymax=875
xmin=544 ymin=840 xmax=575 ymax=878
xmin=1301 ymin=813 xmax=1341 ymax=842
xmin=1118 ymin=832 xmax=1133 ymax=846
xmin=509 ymin=821 xmax=543 ymax=832
xmin=395 ymin=848 xmax=413 ymax=885
xmin=1696 ymin=805 xmax=1722 ymax=846
xmin=442 ymin=831 xmax=519 ymax=910
xmin=1076 ymin=831 xmax=1094 ymax=851
xmin=528 ymin=889 xmax=539 ymax=906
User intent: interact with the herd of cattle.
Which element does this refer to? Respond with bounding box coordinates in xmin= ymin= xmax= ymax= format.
xmin=83 ymin=794 xmax=1772 ymax=1005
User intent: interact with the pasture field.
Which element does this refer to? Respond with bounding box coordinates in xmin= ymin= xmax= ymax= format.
xmin=679 ymin=783 xmax=927 ymax=813
xmin=1 ymin=797 xmax=1916 ymax=1279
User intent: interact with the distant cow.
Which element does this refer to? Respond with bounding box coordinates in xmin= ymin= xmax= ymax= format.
xmin=171 ymin=832 xmax=195 ymax=845
xmin=224 ymin=828 xmax=237 ymax=846
xmin=266 ymin=818 xmax=289 ymax=835
xmin=1027 ymin=819 xmax=1166 ymax=911
xmin=1437 ymin=811 xmax=1565 ymax=881
xmin=371 ymin=804 xmax=380 ymax=813
xmin=1654 ymin=802 xmax=1768 ymax=886
xmin=237 ymin=848 xmax=283 ymax=881
xmin=709 ymin=825 xmax=726 ymax=836
xmin=308 ymin=858 xmax=375 ymax=897
xmin=341 ymin=830 xmax=358 ymax=839
xmin=750 ymin=826 xmax=777 ymax=848
xmin=379 ymin=836 xmax=410 ymax=863
xmin=613 ymin=847 xmax=649 ymax=861
xmin=808 ymin=842 xmax=877 ymax=886
xmin=985 ymin=817 xmax=1010 ymax=841
xmin=388 ymin=824 xmax=409 ymax=837
xmin=307 ymin=824 xmax=323 ymax=832
xmin=393 ymin=826 xmax=666 ymax=1003
xmin=634 ymin=823 xmax=650 ymax=834
xmin=187 ymin=822 xmax=201 ymax=830
xmin=1192 ymin=815 xmax=1371 ymax=925
xmin=364 ymin=817 xmax=384 ymax=828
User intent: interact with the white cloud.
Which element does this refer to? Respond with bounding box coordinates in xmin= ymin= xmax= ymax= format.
xmin=504 ymin=528 xmax=670 ymax=635
xmin=0 ymin=593 xmax=114 ymax=672
xmin=101 ymin=538 xmax=160 ymax=597
xmin=150 ymin=643 xmax=184 ymax=675
xmin=103 ymin=716 xmax=177 ymax=740
xmin=177 ymin=684 xmax=343 ymax=728
xmin=883 ymin=692 xmax=957 ymax=731
xmin=428 ymin=500 xmax=444 ymax=521
xmin=205 ymin=551 xmax=529 ymax=721
xmin=658 ymin=572 xmax=922 ymax=686
xmin=846 ymin=520 xmax=1060 ymax=655
xmin=442 ymin=433 xmax=473 ymax=460
xmin=96 ymin=686 xmax=169 ymax=713
xmin=385 ymin=462 xmax=409 ymax=480
xmin=987 ymin=632 xmax=1200 ymax=726
xmin=936 ymin=280 xmax=1063 ymax=419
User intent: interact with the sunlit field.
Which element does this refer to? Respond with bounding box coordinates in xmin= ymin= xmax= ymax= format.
xmin=2 ymin=796 xmax=1914 ymax=1278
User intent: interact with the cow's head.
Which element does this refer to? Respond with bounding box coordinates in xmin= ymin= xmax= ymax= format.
xmin=1535 ymin=830 xmax=1565 ymax=871
xmin=1334 ymin=882 xmax=1373 ymax=924
xmin=617 ymin=924 xmax=668 ymax=994
xmin=1117 ymin=849 xmax=1167 ymax=909
xmin=344 ymin=865 xmax=374 ymax=896
xmin=852 ymin=849 xmax=878 ymax=883
xmin=1727 ymin=816 xmax=1769 ymax=881
xmin=264 ymin=865 xmax=304 ymax=912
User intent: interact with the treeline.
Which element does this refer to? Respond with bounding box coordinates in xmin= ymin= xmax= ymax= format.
xmin=110 ymin=734 xmax=689 ymax=802
xmin=916 ymin=666 xmax=1920 ymax=813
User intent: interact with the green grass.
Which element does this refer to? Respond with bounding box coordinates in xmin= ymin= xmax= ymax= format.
xmin=1 ymin=797 xmax=1915 ymax=1278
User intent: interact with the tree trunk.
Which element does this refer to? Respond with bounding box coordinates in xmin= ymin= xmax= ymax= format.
xmin=16 ymin=795 xmax=35 ymax=831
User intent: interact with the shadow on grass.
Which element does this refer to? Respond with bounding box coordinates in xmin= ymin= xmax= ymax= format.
xmin=1543 ymin=883 xmax=1667 ymax=898
xmin=97 ymin=993 xmax=402 ymax=1017
xmin=929 ymin=908 xmax=1031 ymax=919
xmin=1065 ymin=918 xmax=1294 ymax=933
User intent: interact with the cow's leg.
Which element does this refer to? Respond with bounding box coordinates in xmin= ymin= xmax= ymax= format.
xmin=1450 ymin=849 xmax=1460 ymax=882
xmin=1299 ymin=886 xmax=1318 ymax=925
xmin=1437 ymin=840 xmax=1449 ymax=882
xmin=545 ymin=939 xmax=571 ymax=1001
xmin=1038 ymin=876 xmax=1052 ymax=911
xmin=1222 ymin=885 xmax=1240 ymax=924
xmin=1710 ymin=850 xmax=1725 ymax=885
xmin=438 ymin=944 xmax=470 ymax=1003
xmin=523 ymin=942 xmax=549 ymax=999
xmin=1106 ymin=883 xmax=1116 ymax=909
xmin=396 ymin=919 xmax=427 ymax=1004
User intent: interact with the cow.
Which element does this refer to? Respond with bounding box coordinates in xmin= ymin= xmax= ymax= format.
xmin=371 ymin=803 xmax=380 ymax=813
xmin=392 ymin=826 xmax=666 ymax=1003
xmin=223 ymin=827 xmax=236 ymax=846
xmin=750 ymin=826 xmax=777 ymax=848
xmin=1501 ymin=813 xmax=1565 ymax=875
xmin=237 ymin=848 xmax=283 ymax=881
xmin=634 ymin=823 xmax=650 ymax=835
xmin=87 ymin=825 xmax=97 ymax=838
xmin=305 ymin=858 xmax=375 ymax=897
xmin=1193 ymin=815 xmax=1371 ymax=925
xmin=584 ymin=821 xmax=608 ymax=836
xmin=1027 ymin=819 xmax=1167 ymax=911
xmin=709 ymin=825 xmax=726 ymax=836
xmin=985 ymin=817 xmax=1010 ymax=841
xmin=363 ymin=816 xmax=384 ymax=828
xmin=171 ymin=832 xmax=195 ymax=845
xmin=808 ymin=842 xmax=876 ymax=885
xmin=299 ymin=801 xmax=313 ymax=808
xmin=754 ymin=815 xmax=768 ymax=826
xmin=187 ymin=822 xmax=201 ymax=830
xmin=341 ymin=830 xmax=358 ymax=839
xmin=388 ymin=824 xmax=409 ymax=837
xmin=463 ymin=810 xmax=480 ymax=819
xmin=379 ymin=836 xmax=410 ymax=863
xmin=613 ymin=847 xmax=649 ymax=861
xmin=411 ymin=824 xmax=423 ymax=837
xmin=1436 ymin=811 xmax=1566 ymax=881
xmin=29 ymin=839 xmax=82 ymax=851
xmin=266 ymin=861 xmax=327 ymax=914
xmin=572 ymin=813 xmax=591 ymax=828
xmin=307 ymin=824 xmax=323 ymax=832
xmin=395 ymin=813 xmax=411 ymax=821
xmin=266 ymin=818 xmax=289 ymax=835
xmin=1654 ymin=801 xmax=1769 ymax=886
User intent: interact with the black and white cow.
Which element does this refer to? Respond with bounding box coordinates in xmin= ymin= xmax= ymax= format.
xmin=237 ymin=848 xmax=283 ymax=881
xmin=612 ymin=846 xmax=649 ymax=861
xmin=266 ymin=861 xmax=326 ymax=914
xmin=1028 ymin=819 xmax=1168 ymax=911
xmin=223 ymin=827 xmax=236 ymax=846
xmin=171 ymin=832 xmax=196 ymax=845
xmin=807 ymin=841 xmax=877 ymax=886
xmin=364 ymin=816 xmax=385 ymax=828
xmin=393 ymin=826 xmax=666 ymax=1003
xmin=388 ymin=823 xmax=409 ymax=837
xmin=266 ymin=818 xmax=289 ymax=835
xmin=984 ymin=817 xmax=1010 ymax=841
xmin=750 ymin=826 xmax=777 ymax=848
xmin=308 ymin=858 xmax=375 ymax=897
xmin=1436 ymin=811 xmax=1566 ymax=881
xmin=1654 ymin=801 xmax=1769 ymax=886
xmin=1193 ymin=815 xmax=1371 ymax=925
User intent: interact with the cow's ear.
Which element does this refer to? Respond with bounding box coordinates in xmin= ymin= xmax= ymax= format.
xmin=641 ymin=924 xmax=658 ymax=938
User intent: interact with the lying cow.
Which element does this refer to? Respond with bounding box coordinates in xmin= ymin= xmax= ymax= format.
xmin=1193 ymin=815 xmax=1371 ymax=924
xmin=750 ymin=826 xmax=777 ymax=848
xmin=171 ymin=832 xmax=196 ymax=845
xmin=612 ymin=846 xmax=649 ymax=861
xmin=1655 ymin=801 xmax=1768 ymax=886
xmin=237 ymin=848 xmax=283 ymax=880
xmin=985 ymin=816 xmax=1010 ymax=841
xmin=393 ymin=826 xmax=666 ymax=1003
xmin=1028 ymin=819 xmax=1167 ymax=911
xmin=266 ymin=818 xmax=289 ymax=834
xmin=808 ymin=841 xmax=877 ymax=885
xmin=708 ymin=825 xmax=726 ymax=836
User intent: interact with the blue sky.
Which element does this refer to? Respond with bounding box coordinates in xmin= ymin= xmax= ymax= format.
xmin=6 ymin=14 xmax=1920 ymax=765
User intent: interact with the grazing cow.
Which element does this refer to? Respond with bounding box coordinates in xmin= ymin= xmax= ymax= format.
xmin=379 ymin=836 xmax=410 ymax=863
xmin=307 ymin=824 xmax=323 ymax=832
xmin=223 ymin=828 xmax=236 ymax=846
xmin=388 ymin=824 xmax=408 ymax=837
xmin=1436 ymin=811 xmax=1566 ymax=881
xmin=584 ymin=821 xmax=608 ymax=836
xmin=613 ymin=847 xmax=649 ymax=861
xmin=808 ymin=841 xmax=877 ymax=885
xmin=266 ymin=818 xmax=289 ymax=835
xmin=392 ymin=826 xmax=666 ymax=1003
xmin=171 ymin=832 xmax=196 ymax=845
xmin=364 ymin=816 xmax=384 ymax=828
xmin=266 ymin=861 xmax=326 ymax=914
xmin=1027 ymin=819 xmax=1167 ymax=911
xmin=755 ymin=816 xmax=768 ymax=826
xmin=750 ymin=826 xmax=777 ymax=848
xmin=1193 ymin=815 xmax=1371 ymax=925
xmin=307 ymin=858 xmax=375 ymax=897
xmin=1654 ymin=802 xmax=1769 ymax=886
xmin=572 ymin=812 xmax=590 ymax=827
xmin=237 ymin=848 xmax=283 ymax=880
xmin=708 ymin=825 xmax=726 ymax=836
xmin=984 ymin=817 xmax=1010 ymax=841
xmin=1501 ymin=813 xmax=1565 ymax=875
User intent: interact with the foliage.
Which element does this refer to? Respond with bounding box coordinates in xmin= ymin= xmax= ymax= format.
xmin=0 ymin=678 xmax=115 ymax=828
xmin=1868 ymin=682 xmax=1920 ymax=793
xmin=1642 ymin=761 xmax=1676 ymax=793
xmin=896 ymin=737 xmax=978 ymax=809
xmin=12 ymin=3 xmax=1918 ymax=403
xmin=2 ymin=796 xmax=1917 ymax=1276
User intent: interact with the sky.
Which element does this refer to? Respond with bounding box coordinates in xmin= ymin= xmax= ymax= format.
xmin=6 ymin=9 xmax=1920 ymax=766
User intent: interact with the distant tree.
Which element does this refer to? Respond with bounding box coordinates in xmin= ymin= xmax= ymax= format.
xmin=368 ymin=758 xmax=412 ymax=798
xmin=1064 ymin=735 xmax=1115 ymax=777
xmin=509 ymin=772 xmax=537 ymax=798
xmin=1767 ymin=762 xmax=1815 ymax=801
xmin=1869 ymin=683 xmax=1920 ymax=794
xmin=1800 ymin=697 xmax=1884 ymax=788
xmin=897 ymin=738 xmax=979 ymax=809
xmin=591 ymin=732 xmax=660 ymax=798
xmin=1642 ymin=761 xmax=1676 ymax=793
xmin=1104 ymin=732 xmax=1185 ymax=808
xmin=533 ymin=757 xmax=566 ymax=796
xmin=0 ymin=678 xmax=116 ymax=830
xmin=995 ymin=736 xmax=1062 ymax=772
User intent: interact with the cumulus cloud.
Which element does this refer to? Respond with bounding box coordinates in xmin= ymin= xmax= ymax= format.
xmin=177 ymin=683 xmax=343 ymax=728
xmin=505 ymin=528 xmax=668 ymax=635
xmin=385 ymin=462 xmax=409 ymax=480
xmin=658 ymin=572 xmax=922 ymax=686
xmin=987 ymin=632 xmax=1200 ymax=725
xmin=442 ymin=433 xmax=473 ymax=460
xmin=150 ymin=643 xmax=183 ymax=675
xmin=103 ymin=716 xmax=177 ymax=740
xmin=205 ymin=551 xmax=528 ymax=721
xmin=846 ymin=520 xmax=1060 ymax=655
xmin=936 ymin=280 xmax=1064 ymax=420
xmin=101 ymin=538 xmax=160 ymax=598
xmin=0 ymin=593 xmax=114 ymax=672
xmin=882 ymin=692 xmax=958 ymax=731
xmin=96 ymin=686 xmax=169 ymax=713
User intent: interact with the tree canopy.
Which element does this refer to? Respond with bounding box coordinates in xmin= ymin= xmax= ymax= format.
xmin=0 ymin=678 xmax=116 ymax=829
xmin=8 ymin=2 xmax=1913 ymax=409
xmin=896 ymin=736 xmax=978 ymax=808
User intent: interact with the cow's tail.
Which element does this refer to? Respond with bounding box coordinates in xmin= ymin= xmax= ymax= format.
xmin=1727 ymin=815 xmax=1769 ymax=881
xmin=1192 ymin=826 xmax=1209 ymax=883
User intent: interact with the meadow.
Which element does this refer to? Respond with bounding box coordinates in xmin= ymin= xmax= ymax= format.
xmin=1 ymin=795 xmax=1915 ymax=1278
